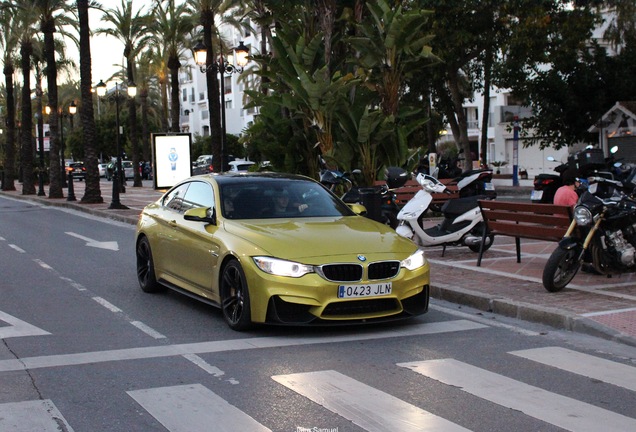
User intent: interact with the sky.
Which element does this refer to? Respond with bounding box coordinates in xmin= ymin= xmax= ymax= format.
xmin=64 ymin=7 xmax=136 ymax=87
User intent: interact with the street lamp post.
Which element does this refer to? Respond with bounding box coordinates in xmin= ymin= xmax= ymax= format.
xmin=96 ymin=80 xmax=136 ymax=210
xmin=36 ymin=108 xmax=47 ymax=196
xmin=193 ymin=40 xmax=249 ymax=172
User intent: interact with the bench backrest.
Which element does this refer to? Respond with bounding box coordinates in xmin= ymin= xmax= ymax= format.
xmin=478 ymin=200 xmax=573 ymax=241
xmin=373 ymin=178 xmax=459 ymax=206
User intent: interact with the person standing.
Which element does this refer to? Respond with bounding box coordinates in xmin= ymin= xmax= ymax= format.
xmin=553 ymin=169 xmax=580 ymax=207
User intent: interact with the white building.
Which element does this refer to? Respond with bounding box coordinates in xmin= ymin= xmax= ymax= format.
xmin=177 ymin=24 xmax=261 ymax=140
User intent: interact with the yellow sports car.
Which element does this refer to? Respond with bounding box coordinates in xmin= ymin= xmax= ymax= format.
xmin=135 ymin=173 xmax=430 ymax=330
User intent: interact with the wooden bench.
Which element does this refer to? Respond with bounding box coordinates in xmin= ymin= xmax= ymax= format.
xmin=477 ymin=200 xmax=573 ymax=266
xmin=374 ymin=178 xmax=459 ymax=207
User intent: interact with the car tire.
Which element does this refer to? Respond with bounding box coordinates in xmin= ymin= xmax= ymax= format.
xmin=220 ymin=259 xmax=252 ymax=331
xmin=136 ymin=236 xmax=164 ymax=293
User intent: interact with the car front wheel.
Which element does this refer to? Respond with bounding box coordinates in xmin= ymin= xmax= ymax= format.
xmin=220 ymin=259 xmax=252 ymax=331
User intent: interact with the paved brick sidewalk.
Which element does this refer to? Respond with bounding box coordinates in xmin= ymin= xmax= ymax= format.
xmin=2 ymin=179 xmax=636 ymax=347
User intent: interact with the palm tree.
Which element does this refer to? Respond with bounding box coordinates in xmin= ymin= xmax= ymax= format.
xmin=78 ymin=0 xmax=103 ymax=203
xmin=36 ymin=0 xmax=76 ymax=198
xmin=100 ymin=0 xmax=152 ymax=188
xmin=151 ymin=0 xmax=194 ymax=133
xmin=0 ymin=7 xmax=18 ymax=191
xmin=187 ymin=0 xmax=240 ymax=171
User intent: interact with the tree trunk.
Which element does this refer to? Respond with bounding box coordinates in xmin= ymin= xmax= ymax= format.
xmin=140 ymin=89 xmax=151 ymax=161
xmin=43 ymin=22 xmax=63 ymax=198
xmin=78 ymin=0 xmax=103 ymax=203
xmin=447 ymin=72 xmax=472 ymax=170
xmin=20 ymin=42 xmax=35 ymax=195
xmin=202 ymin=12 xmax=223 ymax=171
xmin=169 ymin=57 xmax=181 ymax=133
xmin=2 ymin=65 xmax=17 ymax=191
xmin=480 ymin=47 xmax=493 ymax=169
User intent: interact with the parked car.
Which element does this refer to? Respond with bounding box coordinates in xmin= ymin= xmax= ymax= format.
xmin=98 ymin=163 xmax=108 ymax=178
xmin=106 ymin=160 xmax=135 ymax=180
xmin=66 ymin=162 xmax=86 ymax=181
xmin=227 ymin=160 xmax=255 ymax=172
xmin=192 ymin=155 xmax=214 ymax=175
xmin=135 ymin=173 xmax=430 ymax=330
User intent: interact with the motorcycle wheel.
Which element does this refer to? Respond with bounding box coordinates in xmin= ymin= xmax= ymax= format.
xmin=542 ymin=246 xmax=581 ymax=292
xmin=467 ymin=223 xmax=494 ymax=253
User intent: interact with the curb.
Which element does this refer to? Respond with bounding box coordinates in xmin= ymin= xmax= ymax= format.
xmin=431 ymin=283 xmax=636 ymax=348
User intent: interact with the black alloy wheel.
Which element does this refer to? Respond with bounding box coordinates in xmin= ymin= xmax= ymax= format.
xmin=220 ymin=259 xmax=252 ymax=331
xmin=542 ymin=246 xmax=581 ymax=292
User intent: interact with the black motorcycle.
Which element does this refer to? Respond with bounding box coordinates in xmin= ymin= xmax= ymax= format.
xmin=542 ymin=170 xmax=636 ymax=292
xmin=318 ymin=156 xmax=403 ymax=228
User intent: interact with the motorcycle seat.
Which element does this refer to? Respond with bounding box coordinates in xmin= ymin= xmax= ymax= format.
xmin=441 ymin=195 xmax=485 ymax=217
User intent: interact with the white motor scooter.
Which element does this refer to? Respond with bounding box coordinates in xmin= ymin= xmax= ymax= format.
xmin=395 ymin=171 xmax=495 ymax=254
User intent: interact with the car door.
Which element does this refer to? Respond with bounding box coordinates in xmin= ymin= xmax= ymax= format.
xmin=170 ymin=181 xmax=222 ymax=301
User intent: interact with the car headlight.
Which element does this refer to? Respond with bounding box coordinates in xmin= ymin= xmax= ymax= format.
xmin=574 ymin=206 xmax=593 ymax=226
xmin=401 ymin=249 xmax=427 ymax=271
xmin=253 ymin=256 xmax=314 ymax=277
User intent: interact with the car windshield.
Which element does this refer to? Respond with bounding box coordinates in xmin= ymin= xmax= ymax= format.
xmin=220 ymin=178 xmax=354 ymax=220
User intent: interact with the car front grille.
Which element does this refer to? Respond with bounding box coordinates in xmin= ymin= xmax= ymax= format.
xmin=368 ymin=261 xmax=400 ymax=280
xmin=318 ymin=264 xmax=363 ymax=282
xmin=317 ymin=261 xmax=401 ymax=282
xmin=322 ymin=298 xmax=400 ymax=316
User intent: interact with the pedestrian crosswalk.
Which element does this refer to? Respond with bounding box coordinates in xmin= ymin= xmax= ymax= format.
xmin=1 ymin=346 xmax=634 ymax=431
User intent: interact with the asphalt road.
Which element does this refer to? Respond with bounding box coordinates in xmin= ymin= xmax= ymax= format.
xmin=1 ymin=195 xmax=635 ymax=432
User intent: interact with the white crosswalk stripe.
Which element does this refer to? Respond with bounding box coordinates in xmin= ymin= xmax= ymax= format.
xmin=127 ymin=384 xmax=271 ymax=432
xmin=272 ymin=369 xmax=470 ymax=432
xmin=509 ymin=346 xmax=636 ymax=391
xmin=2 ymin=329 xmax=635 ymax=431
xmin=397 ymin=358 xmax=636 ymax=432
xmin=0 ymin=400 xmax=74 ymax=432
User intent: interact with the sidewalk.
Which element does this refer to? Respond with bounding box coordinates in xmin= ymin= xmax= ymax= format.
xmin=2 ymin=179 xmax=636 ymax=347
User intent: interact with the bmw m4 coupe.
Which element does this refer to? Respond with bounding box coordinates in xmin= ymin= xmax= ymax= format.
xmin=135 ymin=172 xmax=430 ymax=330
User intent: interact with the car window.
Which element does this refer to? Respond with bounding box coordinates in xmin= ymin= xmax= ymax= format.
xmin=220 ymin=179 xmax=352 ymax=220
xmin=182 ymin=181 xmax=215 ymax=213
xmin=162 ymin=183 xmax=190 ymax=213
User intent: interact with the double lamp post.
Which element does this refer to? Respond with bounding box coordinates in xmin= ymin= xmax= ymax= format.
xmin=95 ymin=80 xmax=136 ymax=210
xmin=192 ymin=40 xmax=248 ymax=172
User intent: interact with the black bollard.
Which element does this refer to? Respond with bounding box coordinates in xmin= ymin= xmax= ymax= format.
xmin=67 ymin=171 xmax=76 ymax=201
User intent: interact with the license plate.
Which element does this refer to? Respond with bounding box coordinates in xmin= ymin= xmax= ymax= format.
xmin=484 ymin=182 xmax=495 ymax=191
xmin=337 ymin=283 xmax=392 ymax=298
xmin=531 ymin=190 xmax=543 ymax=200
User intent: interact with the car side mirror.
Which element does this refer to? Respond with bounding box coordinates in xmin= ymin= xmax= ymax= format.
xmin=347 ymin=203 xmax=367 ymax=216
xmin=184 ymin=207 xmax=216 ymax=225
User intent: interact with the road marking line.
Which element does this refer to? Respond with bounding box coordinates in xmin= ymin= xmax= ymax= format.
xmin=59 ymin=276 xmax=87 ymax=291
xmin=92 ymin=296 xmax=122 ymax=313
xmin=182 ymin=353 xmax=225 ymax=377
xmin=272 ymin=370 xmax=470 ymax=432
xmin=130 ymin=321 xmax=166 ymax=339
xmin=582 ymin=307 xmax=636 ymax=317
xmin=9 ymin=244 xmax=25 ymax=253
xmin=510 ymin=346 xmax=636 ymax=391
xmin=0 ymin=319 xmax=486 ymax=372
xmin=0 ymin=399 xmax=74 ymax=432
xmin=33 ymin=259 xmax=53 ymax=270
xmin=429 ymin=303 xmax=540 ymax=336
xmin=0 ymin=310 xmax=50 ymax=339
xmin=127 ymin=384 xmax=271 ymax=432
xmin=398 ymin=358 xmax=636 ymax=432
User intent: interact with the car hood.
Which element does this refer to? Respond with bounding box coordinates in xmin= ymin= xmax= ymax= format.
xmin=223 ymin=216 xmax=416 ymax=261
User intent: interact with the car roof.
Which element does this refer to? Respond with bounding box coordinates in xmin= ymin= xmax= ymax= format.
xmin=204 ymin=171 xmax=313 ymax=185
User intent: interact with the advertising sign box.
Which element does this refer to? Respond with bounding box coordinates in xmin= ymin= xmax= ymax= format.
xmin=152 ymin=133 xmax=192 ymax=189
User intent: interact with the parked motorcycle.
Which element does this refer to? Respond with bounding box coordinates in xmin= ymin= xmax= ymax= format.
xmin=395 ymin=172 xmax=495 ymax=253
xmin=532 ymin=147 xmax=608 ymax=203
xmin=542 ymin=169 xmax=636 ymax=292
xmin=318 ymin=157 xmax=402 ymax=228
